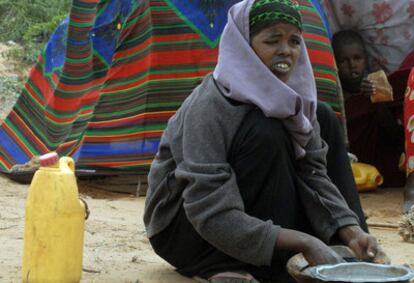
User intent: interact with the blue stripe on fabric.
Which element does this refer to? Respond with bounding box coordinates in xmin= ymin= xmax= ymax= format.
xmin=44 ymin=18 xmax=69 ymax=73
xmin=168 ymin=0 xmax=239 ymax=43
xmin=77 ymin=139 xmax=160 ymax=157
xmin=67 ymin=39 xmax=92 ymax=46
xmin=0 ymin=130 xmax=29 ymax=164
xmin=310 ymin=0 xmax=332 ymax=38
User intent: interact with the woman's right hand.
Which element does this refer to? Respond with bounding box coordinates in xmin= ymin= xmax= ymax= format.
xmin=302 ymin=237 xmax=344 ymax=266
xmin=275 ymin=228 xmax=344 ymax=266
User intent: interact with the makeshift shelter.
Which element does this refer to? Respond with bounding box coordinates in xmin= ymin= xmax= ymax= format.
xmin=321 ymin=0 xmax=414 ymax=74
xmin=0 ymin=0 xmax=342 ymax=178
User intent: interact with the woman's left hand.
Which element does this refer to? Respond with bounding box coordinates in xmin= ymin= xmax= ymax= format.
xmin=338 ymin=225 xmax=379 ymax=261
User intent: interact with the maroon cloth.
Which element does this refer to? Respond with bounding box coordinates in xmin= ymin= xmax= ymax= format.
xmin=388 ymin=49 xmax=414 ymax=101
xmin=345 ymin=95 xmax=405 ymax=187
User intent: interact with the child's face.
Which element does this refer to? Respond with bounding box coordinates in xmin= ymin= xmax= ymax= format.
xmin=251 ymin=22 xmax=302 ymax=82
xmin=336 ymin=43 xmax=367 ymax=90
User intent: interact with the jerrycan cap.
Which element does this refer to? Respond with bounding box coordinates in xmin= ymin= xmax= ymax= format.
xmin=39 ymin=152 xmax=59 ymax=167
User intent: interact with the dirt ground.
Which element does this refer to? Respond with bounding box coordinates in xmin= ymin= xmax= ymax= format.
xmin=0 ymin=175 xmax=193 ymax=283
xmin=0 ymin=174 xmax=413 ymax=283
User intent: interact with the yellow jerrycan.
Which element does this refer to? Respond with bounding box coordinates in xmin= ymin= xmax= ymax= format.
xmin=351 ymin=162 xmax=384 ymax=192
xmin=22 ymin=152 xmax=86 ymax=283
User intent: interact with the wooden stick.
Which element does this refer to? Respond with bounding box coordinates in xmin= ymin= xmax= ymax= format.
xmin=367 ymin=222 xmax=399 ymax=229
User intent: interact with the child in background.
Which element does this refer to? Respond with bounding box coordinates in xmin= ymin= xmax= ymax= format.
xmin=332 ymin=30 xmax=405 ymax=188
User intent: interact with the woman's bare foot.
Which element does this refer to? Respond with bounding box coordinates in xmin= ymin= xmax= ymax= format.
xmin=403 ymin=174 xmax=414 ymax=214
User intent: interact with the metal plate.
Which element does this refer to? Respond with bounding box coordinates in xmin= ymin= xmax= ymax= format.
xmin=309 ymin=262 xmax=414 ymax=283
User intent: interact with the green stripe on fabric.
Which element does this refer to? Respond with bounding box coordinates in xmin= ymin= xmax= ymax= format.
xmin=103 ymin=67 xmax=211 ymax=88
xmin=65 ymin=55 xmax=94 ymax=64
xmin=101 ymin=76 xmax=204 ymax=95
xmin=302 ymin=23 xmax=326 ymax=33
xmin=304 ymin=39 xmax=331 ymax=48
xmin=88 ymin=123 xmax=167 ymax=135
xmin=113 ymin=39 xmax=206 ymax=63
xmin=68 ymin=21 xmax=96 ymax=28
xmin=124 ymin=8 xmax=151 ymax=28
xmin=93 ymin=101 xmax=183 ymax=118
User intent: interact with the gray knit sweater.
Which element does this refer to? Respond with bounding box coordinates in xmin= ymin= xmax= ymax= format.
xmin=143 ymin=74 xmax=359 ymax=267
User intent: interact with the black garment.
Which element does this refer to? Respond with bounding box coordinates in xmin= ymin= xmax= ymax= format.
xmin=317 ymin=102 xmax=368 ymax=232
xmin=150 ymin=103 xmax=367 ymax=282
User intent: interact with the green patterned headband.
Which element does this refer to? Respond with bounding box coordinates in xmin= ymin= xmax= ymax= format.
xmin=250 ymin=0 xmax=302 ymax=36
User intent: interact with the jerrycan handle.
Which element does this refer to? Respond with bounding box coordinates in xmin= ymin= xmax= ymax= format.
xmin=59 ymin=157 xmax=75 ymax=173
xmin=39 ymin=152 xmax=75 ymax=172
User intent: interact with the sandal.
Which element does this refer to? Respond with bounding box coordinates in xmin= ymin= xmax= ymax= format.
xmin=194 ymin=271 xmax=259 ymax=283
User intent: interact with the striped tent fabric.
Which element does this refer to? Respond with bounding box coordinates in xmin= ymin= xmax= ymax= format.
xmin=299 ymin=0 xmax=342 ymax=111
xmin=0 ymin=0 xmax=342 ymax=174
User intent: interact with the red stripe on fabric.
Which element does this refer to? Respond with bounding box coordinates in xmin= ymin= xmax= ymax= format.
xmin=83 ymin=89 xmax=101 ymax=102
xmin=104 ymin=70 xmax=210 ymax=92
xmin=313 ymin=71 xmax=336 ymax=82
xmin=9 ymin=111 xmax=49 ymax=152
xmin=85 ymin=160 xmax=153 ymax=167
xmin=78 ymin=0 xmax=99 ymax=3
xmin=300 ymin=9 xmax=320 ymax=19
xmin=108 ymin=49 xmax=217 ymax=80
xmin=25 ymin=83 xmax=44 ymax=107
xmin=51 ymin=73 xmax=60 ymax=85
xmin=67 ymin=26 xmax=94 ymax=32
xmin=0 ymin=158 xmax=12 ymax=169
xmin=44 ymin=112 xmax=77 ymax=123
xmin=83 ymin=130 xmax=164 ymax=142
xmin=88 ymin=111 xmax=175 ymax=127
xmin=55 ymin=77 xmax=106 ymax=91
xmin=31 ymin=69 xmax=55 ymax=103
xmin=303 ymin=33 xmax=331 ymax=45
xmin=45 ymin=97 xmax=82 ymax=112
xmin=64 ymin=53 xmax=93 ymax=60
xmin=307 ymin=49 xmax=335 ymax=66
xmin=69 ymin=18 xmax=96 ymax=24
xmin=63 ymin=59 xmax=94 ymax=68
xmin=56 ymin=140 xmax=79 ymax=153
xmin=42 ymin=87 xmax=101 ymax=112
xmin=80 ymin=108 xmax=94 ymax=115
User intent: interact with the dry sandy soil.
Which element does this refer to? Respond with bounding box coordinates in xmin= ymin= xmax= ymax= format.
xmin=0 ymin=173 xmax=413 ymax=283
xmin=0 ymin=175 xmax=193 ymax=283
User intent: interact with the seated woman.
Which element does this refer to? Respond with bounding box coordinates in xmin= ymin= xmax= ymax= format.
xmin=144 ymin=1 xmax=381 ymax=282
xmin=332 ymin=30 xmax=405 ymax=188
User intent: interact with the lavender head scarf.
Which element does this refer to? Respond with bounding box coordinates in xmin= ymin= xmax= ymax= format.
xmin=213 ymin=0 xmax=317 ymax=158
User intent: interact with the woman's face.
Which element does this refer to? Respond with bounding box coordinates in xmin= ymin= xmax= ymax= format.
xmin=251 ymin=22 xmax=302 ymax=82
